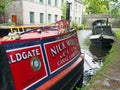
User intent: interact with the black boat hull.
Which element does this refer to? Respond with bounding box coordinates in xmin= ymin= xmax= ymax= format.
xmin=90 ymin=37 xmax=114 ymax=48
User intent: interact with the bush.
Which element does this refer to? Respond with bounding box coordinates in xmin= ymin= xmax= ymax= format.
xmin=78 ymin=24 xmax=84 ymax=30
xmin=70 ymin=21 xmax=84 ymax=30
xmin=0 ymin=22 xmax=13 ymax=26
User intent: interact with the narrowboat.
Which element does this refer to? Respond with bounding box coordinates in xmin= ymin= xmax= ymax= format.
xmin=0 ymin=20 xmax=84 ymax=90
xmin=89 ymin=20 xmax=115 ymax=48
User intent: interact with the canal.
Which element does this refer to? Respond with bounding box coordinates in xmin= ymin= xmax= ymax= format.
xmin=77 ymin=30 xmax=111 ymax=87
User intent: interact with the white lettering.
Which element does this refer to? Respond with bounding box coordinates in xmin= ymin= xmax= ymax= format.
xmin=9 ymin=55 xmax=16 ymax=64
xmin=9 ymin=48 xmax=41 ymax=64
xmin=16 ymin=53 xmax=22 ymax=61
xmin=36 ymin=49 xmax=40 ymax=55
xmin=50 ymin=42 xmax=66 ymax=57
xmin=57 ymin=57 xmax=69 ymax=66
xmin=27 ymin=51 xmax=33 ymax=58
xmin=31 ymin=50 xmax=36 ymax=56
xmin=66 ymin=38 xmax=78 ymax=46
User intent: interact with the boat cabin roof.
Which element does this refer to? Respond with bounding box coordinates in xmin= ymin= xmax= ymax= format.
xmin=92 ymin=20 xmax=107 ymax=26
xmin=92 ymin=25 xmax=114 ymax=36
xmin=0 ymin=25 xmax=62 ymax=43
xmin=0 ymin=20 xmax=72 ymax=43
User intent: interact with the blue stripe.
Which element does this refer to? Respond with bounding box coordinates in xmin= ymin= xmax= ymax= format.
xmin=27 ymin=53 xmax=81 ymax=90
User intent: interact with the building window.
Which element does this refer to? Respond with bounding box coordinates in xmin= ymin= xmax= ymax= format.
xmin=39 ymin=0 xmax=43 ymax=3
xmin=75 ymin=4 xmax=77 ymax=12
xmin=30 ymin=12 xmax=34 ymax=23
xmin=55 ymin=15 xmax=58 ymax=22
xmin=55 ymin=0 xmax=58 ymax=6
xmin=48 ymin=0 xmax=51 ymax=5
xmin=30 ymin=0 xmax=34 ymax=2
xmin=40 ymin=13 xmax=44 ymax=23
xmin=48 ymin=14 xmax=51 ymax=23
xmin=75 ymin=17 xmax=77 ymax=22
xmin=79 ymin=5 xmax=81 ymax=13
xmin=79 ymin=17 xmax=80 ymax=23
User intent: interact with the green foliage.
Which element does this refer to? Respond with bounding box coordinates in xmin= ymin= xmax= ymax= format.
xmin=61 ymin=0 xmax=66 ymax=20
xmin=70 ymin=21 xmax=76 ymax=29
xmin=110 ymin=8 xmax=120 ymax=18
xmin=83 ymin=0 xmax=120 ymax=18
xmin=0 ymin=22 xmax=13 ymax=26
xmin=82 ymin=16 xmax=87 ymax=25
xmin=109 ymin=0 xmax=120 ymax=18
xmin=86 ymin=0 xmax=109 ymax=14
xmin=115 ymin=29 xmax=120 ymax=38
xmin=70 ymin=21 xmax=84 ymax=30
xmin=78 ymin=24 xmax=84 ymax=30
xmin=0 ymin=0 xmax=12 ymax=15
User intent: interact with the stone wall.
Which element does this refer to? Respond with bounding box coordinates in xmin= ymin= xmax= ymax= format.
xmin=83 ymin=14 xmax=120 ymax=27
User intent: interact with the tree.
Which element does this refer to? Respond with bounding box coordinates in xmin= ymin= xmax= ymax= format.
xmin=62 ymin=0 xmax=66 ymax=20
xmin=82 ymin=0 xmax=120 ymax=18
xmin=109 ymin=0 xmax=120 ymax=18
xmin=0 ymin=0 xmax=12 ymax=23
xmin=83 ymin=0 xmax=109 ymax=14
xmin=0 ymin=0 xmax=12 ymax=15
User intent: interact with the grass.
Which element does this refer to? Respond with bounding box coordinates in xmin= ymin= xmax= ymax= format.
xmin=79 ymin=28 xmax=120 ymax=90
xmin=84 ymin=36 xmax=91 ymax=46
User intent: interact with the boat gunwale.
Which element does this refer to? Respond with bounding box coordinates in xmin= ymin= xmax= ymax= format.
xmin=0 ymin=30 xmax=75 ymax=44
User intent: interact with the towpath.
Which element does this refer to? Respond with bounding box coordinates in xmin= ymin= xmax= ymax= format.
xmin=84 ymin=29 xmax=120 ymax=90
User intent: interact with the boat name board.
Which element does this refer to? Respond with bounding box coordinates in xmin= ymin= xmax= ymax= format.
xmin=6 ymin=45 xmax=47 ymax=90
xmin=8 ymin=48 xmax=40 ymax=64
xmin=44 ymin=33 xmax=80 ymax=73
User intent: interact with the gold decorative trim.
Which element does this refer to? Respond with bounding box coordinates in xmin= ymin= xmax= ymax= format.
xmin=31 ymin=57 xmax=41 ymax=72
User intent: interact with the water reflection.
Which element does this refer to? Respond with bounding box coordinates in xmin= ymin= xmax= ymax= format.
xmin=89 ymin=44 xmax=111 ymax=58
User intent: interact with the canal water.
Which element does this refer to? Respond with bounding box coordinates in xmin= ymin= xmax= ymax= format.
xmin=77 ymin=30 xmax=111 ymax=87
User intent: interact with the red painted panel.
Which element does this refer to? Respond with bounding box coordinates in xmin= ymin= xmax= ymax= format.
xmin=6 ymin=45 xmax=47 ymax=90
xmin=36 ymin=55 xmax=84 ymax=90
xmin=44 ymin=34 xmax=80 ymax=73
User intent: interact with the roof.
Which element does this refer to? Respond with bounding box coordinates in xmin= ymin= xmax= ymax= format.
xmin=92 ymin=20 xmax=106 ymax=26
